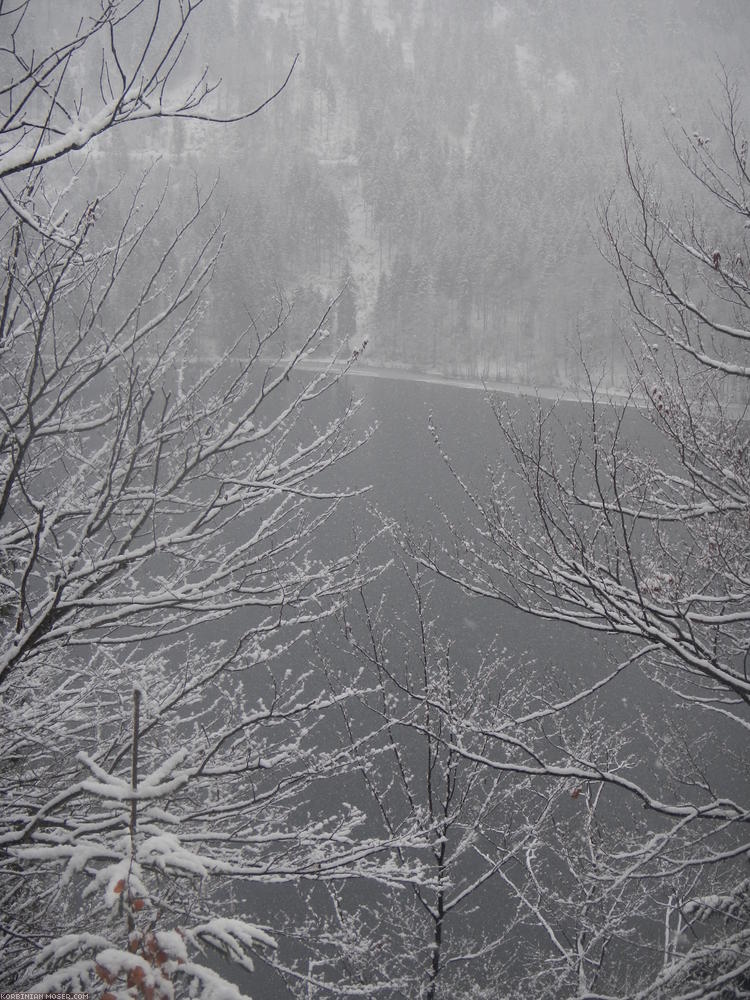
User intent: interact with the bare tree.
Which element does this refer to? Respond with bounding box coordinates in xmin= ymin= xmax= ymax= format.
xmin=414 ymin=75 xmax=750 ymax=998
xmin=279 ymin=563 xmax=565 ymax=1000
xmin=0 ymin=3 xmax=420 ymax=995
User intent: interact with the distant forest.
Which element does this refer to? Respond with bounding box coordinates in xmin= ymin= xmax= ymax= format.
xmin=84 ymin=0 xmax=750 ymax=386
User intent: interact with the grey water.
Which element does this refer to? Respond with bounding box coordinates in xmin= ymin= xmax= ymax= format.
xmin=224 ymin=371 xmax=643 ymax=999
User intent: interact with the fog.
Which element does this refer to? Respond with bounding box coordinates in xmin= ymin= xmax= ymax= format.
xmin=3 ymin=3 xmax=750 ymax=999
xmin=24 ymin=0 xmax=749 ymax=387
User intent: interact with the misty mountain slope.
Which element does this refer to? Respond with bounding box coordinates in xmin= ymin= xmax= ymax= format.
xmin=65 ymin=0 xmax=750 ymax=384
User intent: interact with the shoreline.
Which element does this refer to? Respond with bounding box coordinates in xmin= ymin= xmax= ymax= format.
xmin=207 ymin=353 xmax=747 ymax=418
xmin=286 ymin=356 xmax=635 ymax=406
